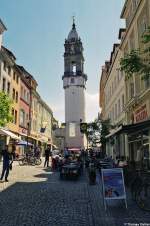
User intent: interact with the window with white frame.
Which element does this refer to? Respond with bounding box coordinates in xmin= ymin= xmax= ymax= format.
xmin=118 ymin=99 xmax=121 ymax=116
xmin=130 ymin=82 xmax=134 ymax=99
xmin=144 ymin=77 xmax=150 ymax=89
xmin=20 ymin=109 xmax=25 ymax=127
xmin=115 ymin=103 xmax=117 ymax=120
xmin=21 ymin=86 xmax=23 ymax=98
xmin=112 ymin=107 xmax=114 ymax=122
xmin=2 ymin=78 xmax=6 ymax=92
xmin=122 ymin=94 xmax=125 ymax=111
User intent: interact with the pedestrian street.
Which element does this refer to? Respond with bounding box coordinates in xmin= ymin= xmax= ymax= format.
xmin=0 ymin=161 xmax=150 ymax=226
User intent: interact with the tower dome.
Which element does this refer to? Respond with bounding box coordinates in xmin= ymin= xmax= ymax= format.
xmin=67 ymin=20 xmax=78 ymax=41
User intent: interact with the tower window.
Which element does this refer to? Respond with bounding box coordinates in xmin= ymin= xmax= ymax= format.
xmin=71 ymin=78 xmax=75 ymax=83
xmin=72 ymin=64 xmax=76 ymax=74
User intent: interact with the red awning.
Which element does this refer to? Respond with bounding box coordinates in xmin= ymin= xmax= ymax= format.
xmin=68 ymin=148 xmax=81 ymax=152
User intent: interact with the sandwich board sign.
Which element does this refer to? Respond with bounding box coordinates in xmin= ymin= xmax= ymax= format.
xmin=101 ymin=168 xmax=127 ymax=210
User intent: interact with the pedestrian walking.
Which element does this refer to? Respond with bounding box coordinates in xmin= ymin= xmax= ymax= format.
xmin=0 ymin=145 xmax=13 ymax=182
xmin=44 ymin=145 xmax=51 ymax=167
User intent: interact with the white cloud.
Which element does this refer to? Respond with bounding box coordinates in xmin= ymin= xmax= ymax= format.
xmin=50 ymin=92 xmax=100 ymax=123
xmin=50 ymin=100 xmax=65 ymax=123
xmin=85 ymin=92 xmax=100 ymax=122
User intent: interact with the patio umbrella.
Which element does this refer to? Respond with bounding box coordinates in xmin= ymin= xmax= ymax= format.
xmin=16 ymin=140 xmax=33 ymax=146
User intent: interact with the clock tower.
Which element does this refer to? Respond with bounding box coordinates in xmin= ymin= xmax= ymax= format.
xmin=62 ymin=19 xmax=87 ymax=149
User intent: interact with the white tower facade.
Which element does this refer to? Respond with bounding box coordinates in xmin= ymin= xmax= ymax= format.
xmin=62 ymin=21 xmax=87 ymax=149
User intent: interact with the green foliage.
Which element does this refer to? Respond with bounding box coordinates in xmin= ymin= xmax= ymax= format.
xmin=80 ymin=122 xmax=87 ymax=133
xmin=84 ymin=118 xmax=111 ymax=149
xmin=142 ymin=27 xmax=150 ymax=43
xmin=88 ymin=121 xmax=100 ymax=146
xmin=100 ymin=119 xmax=111 ymax=147
xmin=120 ymin=50 xmax=143 ymax=79
xmin=120 ymin=27 xmax=150 ymax=81
xmin=0 ymin=92 xmax=13 ymax=127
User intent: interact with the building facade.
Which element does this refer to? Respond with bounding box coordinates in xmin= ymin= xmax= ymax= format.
xmin=99 ymin=62 xmax=110 ymax=120
xmin=103 ymin=43 xmax=126 ymax=158
xmin=18 ymin=66 xmax=30 ymax=140
xmin=0 ymin=19 xmax=58 ymax=152
xmin=0 ymin=19 xmax=6 ymax=50
xmin=99 ymin=0 xmax=150 ymax=168
xmin=120 ymin=0 xmax=150 ymax=165
xmin=62 ymin=20 xmax=87 ymax=149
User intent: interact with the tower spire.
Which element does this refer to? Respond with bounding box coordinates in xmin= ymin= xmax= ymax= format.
xmin=72 ymin=15 xmax=75 ymax=29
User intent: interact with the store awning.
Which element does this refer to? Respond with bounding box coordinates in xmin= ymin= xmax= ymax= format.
xmin=122 ymin=119 xmax=150 ymax=134
xmin=68 ymin=148 xmax=81 ymax=152
xmin=0 ymin=128 xmax=21 ymax=140
xmin=16 ymin=140 xmax=33 ymax=146
xmin=105 ymin=126 xmax=123 ymax=139
xmin=47 ymin=142 xmax=57 ymax=148
xmin=105 ymin=120 xmax=150 ymax=139
xmin=28 ymin=135 xmax=40 ymax=141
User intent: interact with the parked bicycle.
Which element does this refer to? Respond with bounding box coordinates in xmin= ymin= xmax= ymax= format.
xmin=130 ymin=170 xmax=150 ymax=211
xmin=18 ymin=155 xmax=42 ymax=166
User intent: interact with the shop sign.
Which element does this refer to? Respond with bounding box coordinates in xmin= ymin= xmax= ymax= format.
xmin=134 ymin=104 xmax=148 ymax=123
xmin=101 ymin=168 xmax=127 ymax=210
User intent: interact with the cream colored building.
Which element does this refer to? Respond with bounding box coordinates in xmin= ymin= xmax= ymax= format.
xmin=100 ymin=0 xmax=150 ymax=165
xmin=37 ymin=98 xmax=53 ymax=146
xmin=0 ymin=19 xmax=6 ymax=50
xmin=104 ymin=43 xmax=126 ymax=158
xmin=120 ymin=0 xmax=150 ymax=164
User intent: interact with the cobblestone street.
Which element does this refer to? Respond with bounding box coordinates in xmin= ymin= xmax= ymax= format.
xmin=0 ymin=161 xmax=150 ymax=226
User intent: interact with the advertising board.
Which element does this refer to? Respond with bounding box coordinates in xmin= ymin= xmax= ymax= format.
xmin=101 ymin=168 xmax=127 ymax=209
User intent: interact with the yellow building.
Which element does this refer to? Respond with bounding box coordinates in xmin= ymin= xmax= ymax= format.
xmin=0 ymin=47 xmax=20 ymax=134
xmin=120 ymin=0 xmax=150 ymax=165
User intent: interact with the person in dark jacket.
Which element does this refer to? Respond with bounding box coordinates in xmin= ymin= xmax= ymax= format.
xmin=0 ymin=145 xmax=13 ymax=182
xmin=44 ymin=145 xmax=51 ymax=167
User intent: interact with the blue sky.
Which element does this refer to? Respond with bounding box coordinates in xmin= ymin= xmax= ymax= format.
xmin=0 ymin=0 xmax=125 ymax=122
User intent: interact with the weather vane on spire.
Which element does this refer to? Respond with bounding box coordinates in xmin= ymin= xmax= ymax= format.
xmin=72 ymin=13 xmax=76 ymax=29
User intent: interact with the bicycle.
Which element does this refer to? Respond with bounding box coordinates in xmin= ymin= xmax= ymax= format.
xmin=34 ymin=157 xmax=42 ymax=165
xmin=18 ymin=155 xmax=36 ymax=166
xmin=130 ymin=170 xmax=150 ymax=211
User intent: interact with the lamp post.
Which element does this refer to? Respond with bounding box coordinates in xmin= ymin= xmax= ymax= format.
xmin=27 ymin=122 xmax=30 ymax=152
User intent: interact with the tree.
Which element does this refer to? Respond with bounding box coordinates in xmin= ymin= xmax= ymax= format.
xmin=86 ymin=121 xmax=101 ymax=147
xmin=80 ymin=117 xmax=110 ymax=153
xmin=0 ymin=92 xmax=13 ymax=127
xmin=100 ymin=119 xmax=111 ymax=154
xmin=120 ymin=27 xmax=150 ymax=80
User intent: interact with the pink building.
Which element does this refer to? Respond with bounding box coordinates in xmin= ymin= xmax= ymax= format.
xmin=18 ymin=68 xmax=30 ymax=140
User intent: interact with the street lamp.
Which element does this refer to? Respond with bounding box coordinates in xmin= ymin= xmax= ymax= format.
xmin=27 ymin=122 xmax=30 ymax=152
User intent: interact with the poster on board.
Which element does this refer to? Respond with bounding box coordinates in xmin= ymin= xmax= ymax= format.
xmin=101 ymin=168 xmax=127 ymax=209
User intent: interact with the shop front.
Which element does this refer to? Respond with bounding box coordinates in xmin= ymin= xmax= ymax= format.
xmin=0 ymin=128 xmax=21 ymax=160
xmin=123 ymin=120 xmax=150 ymax=169
xmin=105 ymin=126 xmax=125 ymax=159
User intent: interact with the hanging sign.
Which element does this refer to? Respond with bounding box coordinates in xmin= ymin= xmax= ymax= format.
xmin=101 ymin=168 xmax=127 ymax=209
xmin=134 ymin=103 xmax=148 ymax=123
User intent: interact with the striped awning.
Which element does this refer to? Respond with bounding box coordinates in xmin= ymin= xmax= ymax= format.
xmin=0 ymin=128 xmax=21 ymax=140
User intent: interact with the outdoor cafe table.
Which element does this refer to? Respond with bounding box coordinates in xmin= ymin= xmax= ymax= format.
xmin=60 ymin=163 xmax=80 ymax=179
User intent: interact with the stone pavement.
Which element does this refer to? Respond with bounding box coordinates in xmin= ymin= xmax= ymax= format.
xmin=0 ymin=161 xmax=150 ymax=226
